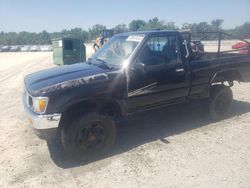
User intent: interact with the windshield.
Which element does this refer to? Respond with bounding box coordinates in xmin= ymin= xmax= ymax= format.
xmin=92 ymin=35 xmax=144 ymax=66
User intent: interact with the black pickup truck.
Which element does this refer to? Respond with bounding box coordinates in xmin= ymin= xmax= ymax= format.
xmin=23 ymin=30 xmax=250 ymax=158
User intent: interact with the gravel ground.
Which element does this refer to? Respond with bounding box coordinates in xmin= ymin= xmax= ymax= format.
xmin=0 ymin=52 xmax=250 ymax=188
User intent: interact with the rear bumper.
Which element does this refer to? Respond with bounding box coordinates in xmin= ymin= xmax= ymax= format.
xmin=23 ymin=94 xmax=61 ymax=130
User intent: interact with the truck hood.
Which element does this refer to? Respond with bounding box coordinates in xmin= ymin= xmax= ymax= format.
xmin=25 ymin=62 xmax=112 ymax=96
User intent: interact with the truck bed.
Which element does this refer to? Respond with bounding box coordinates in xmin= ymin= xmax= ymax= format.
xmin=188 ymin=52 xmax=250 ymax=98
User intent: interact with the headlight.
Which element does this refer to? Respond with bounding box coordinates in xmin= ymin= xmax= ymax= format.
xmin=32 ymin=97 xmax=49 ymax=114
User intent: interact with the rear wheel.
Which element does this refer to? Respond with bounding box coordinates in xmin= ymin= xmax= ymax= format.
xmin=61 ymin=112 xmax=116 ymax=159
xmin=208 ymin=85 xmax=233 ymax=120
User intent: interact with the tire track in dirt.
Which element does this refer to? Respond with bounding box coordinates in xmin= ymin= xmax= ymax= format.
xmin=0 ymin=56 xmax=51 ymax=83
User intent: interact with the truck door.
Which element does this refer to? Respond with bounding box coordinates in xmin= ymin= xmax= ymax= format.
xmin=127 ymin=34 xmax=191 ymax=111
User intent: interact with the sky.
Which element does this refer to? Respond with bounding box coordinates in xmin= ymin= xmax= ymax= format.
xmin=0 ymin=0 xmax=250 ymax=32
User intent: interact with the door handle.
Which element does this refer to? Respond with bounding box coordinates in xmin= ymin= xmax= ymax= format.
xmin=175 ymin=68 xmax=184 ymax=73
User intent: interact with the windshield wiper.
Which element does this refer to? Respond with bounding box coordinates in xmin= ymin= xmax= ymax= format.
xmin=95 ymin=58 xmax=114 ymax=70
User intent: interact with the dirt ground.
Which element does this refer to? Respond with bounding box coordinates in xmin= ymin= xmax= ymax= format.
xmin=0 ymin=52 xmax=250 ymax=188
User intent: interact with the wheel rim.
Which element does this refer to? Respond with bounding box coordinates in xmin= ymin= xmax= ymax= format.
xmin=214 ymin=92 xmax=231 ymax=115
xmin=76 ymin=121 xmax=106 ymax=151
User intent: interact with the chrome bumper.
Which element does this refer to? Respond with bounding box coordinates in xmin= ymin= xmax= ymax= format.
xmin=23 ymin=94 xmax=61 ymax=130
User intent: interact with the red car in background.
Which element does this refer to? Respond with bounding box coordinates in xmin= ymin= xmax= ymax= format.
xmin=232 ymin=42 xmax=249 ymax=55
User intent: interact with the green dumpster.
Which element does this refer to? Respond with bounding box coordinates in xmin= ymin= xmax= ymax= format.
xmin=52 ymin=37 xmax=86 ymax=66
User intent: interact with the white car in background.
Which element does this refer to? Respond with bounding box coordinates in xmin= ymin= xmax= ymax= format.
xmin=20 ymin=46 xmax=30 ymax=52
xmin=40 ymin=45 xmax=53 ymax=52
xmin=30 ymin=45 xmax=40 ymax=52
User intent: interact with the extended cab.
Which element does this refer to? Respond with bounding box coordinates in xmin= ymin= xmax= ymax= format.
xmin=23 ymin=31 xmax=250 ymax=158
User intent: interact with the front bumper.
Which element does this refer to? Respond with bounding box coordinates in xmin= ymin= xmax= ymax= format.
xmin=23 ymin=94 xmax=61 ymax=130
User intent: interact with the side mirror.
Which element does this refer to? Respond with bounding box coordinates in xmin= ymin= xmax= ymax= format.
xmin=133 ymin=61 xmax=146 ymax=73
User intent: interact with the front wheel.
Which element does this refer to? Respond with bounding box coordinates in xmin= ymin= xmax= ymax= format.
xmin=61 ymin=112 xmax=116 ymax=159
xmin=208 ymin=85 xmax=233 ymax=120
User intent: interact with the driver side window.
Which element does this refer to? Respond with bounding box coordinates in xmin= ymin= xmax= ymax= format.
xmin=139 ymin=35 xmax=180 ymax=65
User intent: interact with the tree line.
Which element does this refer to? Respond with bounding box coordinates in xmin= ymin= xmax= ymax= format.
xmin=0 ymin=17 xmax=249 ymax=45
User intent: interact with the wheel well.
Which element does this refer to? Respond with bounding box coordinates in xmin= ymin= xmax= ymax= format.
xmin=211 ymin=70 xmax=242 ymax=84
xmin=207 ymin=70 xmax=240 ymax=98
xmin=60 ymin=99 xmax=121 ymax=126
